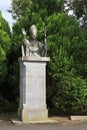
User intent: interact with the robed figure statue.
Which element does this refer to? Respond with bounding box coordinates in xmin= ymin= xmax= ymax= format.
xmin=21 ymin=25 xmax=47 ymax=57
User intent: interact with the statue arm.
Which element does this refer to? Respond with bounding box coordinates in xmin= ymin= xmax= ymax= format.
xmin=22 ymin=28 xmax=28 ymax=45
xmin=22 ymin=28 xmax=27 ymax=36
xmin=22 ymin=28 xmax=30 ymax=57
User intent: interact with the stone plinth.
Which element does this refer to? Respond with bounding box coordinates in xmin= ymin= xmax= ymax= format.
xmin=18 ymin=57 xmax=50 ymax=122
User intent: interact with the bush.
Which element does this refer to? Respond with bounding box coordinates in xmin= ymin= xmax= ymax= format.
xmin=0 ymin=96 xmax=18 ymax=112
xmin=49 ymin=75 xmax=87 ymax=115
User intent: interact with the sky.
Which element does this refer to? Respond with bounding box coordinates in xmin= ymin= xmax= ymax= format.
xmin=0 ymin=0 xmax=14 ymax=29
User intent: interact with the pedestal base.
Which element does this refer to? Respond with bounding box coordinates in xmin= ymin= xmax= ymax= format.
xmin=18 ymin=57 xmax=50 ymax=122
xmin=18 ymin=108 xmax=48 ymax=122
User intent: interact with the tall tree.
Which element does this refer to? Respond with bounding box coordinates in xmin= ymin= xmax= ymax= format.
xmin=9 ymin=0 xmax=32 ymax=19
xmin=9 ymin=0 xmax=65 ymax=19
xmin=65 ymin=0 xmax=87 ymax=29
xmin=45 ymin=12 xmax=87 ymax=115
xmin=0 ymin=12 xmax=11 ymax=86
xmin=0 ymin=12 xmax=12 ymax=111
xmin=8 ymin=0 xmax=87 ymax=114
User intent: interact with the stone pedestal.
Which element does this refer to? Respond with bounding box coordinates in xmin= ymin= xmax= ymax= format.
xmin=18 ymin=57 xmax=50 ymax=122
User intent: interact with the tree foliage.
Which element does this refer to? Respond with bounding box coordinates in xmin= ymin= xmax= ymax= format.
xmin=9 ymin=0 xmax=65 ymax=20
xmin=0 ymin=12 xmax=12 ymax=111
xmin=8 ymin=0 xmax=87 ymax=115
xmin=9 ymin=0 xmax=32 ymax=19
xmin=65 ymin=0 xmax=87 ymax=29
xmin=0 ymin=12 xmax=10 ymax=86
xmin=0 ymin=0 xmax=87 ymax=114
xmin=46 ymin=12 xmax=87 ymax=115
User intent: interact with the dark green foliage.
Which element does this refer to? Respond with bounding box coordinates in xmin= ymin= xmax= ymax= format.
xmin=0 ymin=12 xmax=11 ymax=87
xmin=46 ymin=13 xmax=87 ymax=115
xmin=4 ymin=32 xmax=22 ymax=102
xmin=50 ymin=77 xmax=87 ymax=115
xmin=8 ymin=0 xmax=32 ymax=19
xmin=65 ymin=0 xmax=87 ymax=29
xmin=0 ymin=12 xmax=17 ymax=111
xmin=10 ymin=1 xmax=87 ymax=115
xmin=0 ymin=95 xmax=18 ymax=112
xmin=10 ymin=0 xmax=65 ymax=20
xmin=1 ymin=0 xmax=87 ymax=115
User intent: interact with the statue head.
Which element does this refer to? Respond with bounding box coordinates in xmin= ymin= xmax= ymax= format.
xmin=30 ymin=25 xmax=37 ymax=40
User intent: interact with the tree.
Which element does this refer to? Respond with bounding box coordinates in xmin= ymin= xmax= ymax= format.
xmin=0 ymin=12 xmax=12 ymax=111
xmin=8 ymin=0 xmax=32 ymax=19
xmin=65 ymin=0 xmax=87 ymax=29
xmin=45 ymin=12 xmax=87 ymax=115
xmin=8 ymin=0 xmax=87 ymax=115
xmin=0 ymin=12 xmax=11 ymax=86
xmin=9 ymin=0 xmax=65 ymax=20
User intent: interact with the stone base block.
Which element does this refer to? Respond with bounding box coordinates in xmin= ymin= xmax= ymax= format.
xmin=18 ymin=108 xmax=48 ymax=122
xmin=70 ymin=116 xmax=87 ymax=121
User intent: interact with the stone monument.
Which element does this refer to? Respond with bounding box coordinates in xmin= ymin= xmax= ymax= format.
xmin=18 ymin=25 xmax=50 ymax=122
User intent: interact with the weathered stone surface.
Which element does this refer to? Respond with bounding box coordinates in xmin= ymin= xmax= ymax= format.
xmin=70 ymin=116 xmax=87 ymax=121
xmin=18 ymin=108 xmax=48 ymax=122
xmin=18 ymin=57 xmax=50 ymax=122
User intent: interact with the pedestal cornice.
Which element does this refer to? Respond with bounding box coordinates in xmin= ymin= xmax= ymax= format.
xmin=18 ymin=56 xmax=50 ymax=62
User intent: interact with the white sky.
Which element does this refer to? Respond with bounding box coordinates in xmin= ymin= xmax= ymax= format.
xmin=0 ymin=0 xmax=14 ymax=29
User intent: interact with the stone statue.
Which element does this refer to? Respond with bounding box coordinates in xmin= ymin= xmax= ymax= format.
xmin=21 ymin=25 xmax=47 ymax=57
